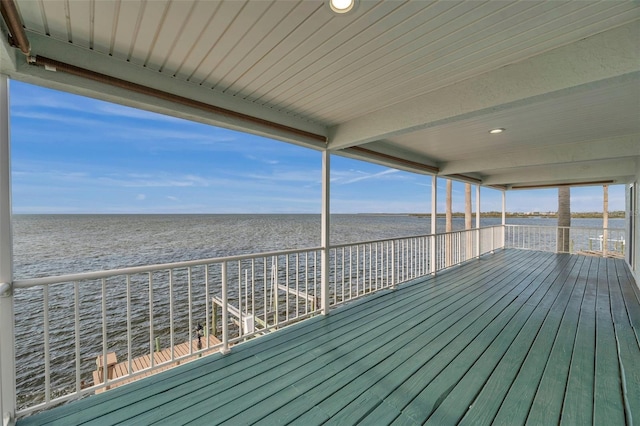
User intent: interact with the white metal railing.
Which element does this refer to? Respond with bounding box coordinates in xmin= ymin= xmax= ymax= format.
xmin=505 ymin=225 xmax=625 ymax=257
xmin=12 ymin=247 xmax=324 ymax=416
xmin=10 ymin=226 xmax=506 ymax=416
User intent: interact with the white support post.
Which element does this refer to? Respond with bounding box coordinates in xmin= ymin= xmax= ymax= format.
xmin=321 ymin=150 xmax=330 ymax=315
xmin=476 ymin=185 xmax=481 ymax=257
xmin=502 ymin=190 xmax=507 ymax=249
xmin=0 ymin=74 xmax=16 ymax=426
xmin=431 ymin=176 xmax=437 ymax=275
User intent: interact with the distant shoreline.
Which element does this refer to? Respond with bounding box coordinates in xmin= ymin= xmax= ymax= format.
xmin=13 ymin=212 xmax=626 ymax=218
xmin=400 ymin=211 xmax=625 ymax=219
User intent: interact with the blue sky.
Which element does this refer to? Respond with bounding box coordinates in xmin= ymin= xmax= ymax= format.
xmin=9 ymin=80 xmax=624 ymax=214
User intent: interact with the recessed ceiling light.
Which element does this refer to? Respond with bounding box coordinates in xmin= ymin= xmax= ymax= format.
xmin=329 ymin=0 xmax=357 ymax=14
xmin=489 ymin=128 xmax=506 ymax=134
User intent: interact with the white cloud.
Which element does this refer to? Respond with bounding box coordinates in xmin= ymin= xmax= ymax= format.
xmin=136 ymin=194 xmax=146 ymax=200
xmin=335 ymin=169 xmax=400 ymax=185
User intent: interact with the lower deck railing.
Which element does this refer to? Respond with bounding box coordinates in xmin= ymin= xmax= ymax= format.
xmin=7 ymin=224 xmax=623 ymax=417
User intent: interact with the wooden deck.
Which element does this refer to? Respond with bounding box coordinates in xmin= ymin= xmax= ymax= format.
xmin=18 ymin=249 xmax=640 ymax=425
xmin=92 ymin=335 xmax=221 ymax=394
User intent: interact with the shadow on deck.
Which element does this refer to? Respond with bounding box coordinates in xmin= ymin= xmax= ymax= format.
xmin=18 ymin=249 xmax=640 ymax=425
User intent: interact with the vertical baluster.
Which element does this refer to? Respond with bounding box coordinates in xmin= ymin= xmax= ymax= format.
xmin=285 ymin=255 xmax=290 ymax=322
xmin=127 ymin=275 xmax=132 ymax=376
xmin=264 ymin=257 xmax=268 ymax=325
xmin=251 ymin=260 xmax=256 ymax=327
xmin=102 ymin=278 xmax=108 ymax=385
xmin=221 ymin=262 xmax=229 ymax=354
xmin=188 ymin=267 xmax=193 ymax=355
xmin=391 ymin=241 xmax=396 ymax=289
xmin=169 ymin=271 xmax=174 ymax=359
xmin=204 ymin=266 xmax=210 ymax=349
xmin=296 ymin=254 xmax=300 ymax=317
xmin=356 ymin=245 xmax=360 ymax=297
xmin=314 ymin=251 xmax=318 ymax=310
xmin=349 ymin=247 xmax=352 ymax=300
xmin=304 ymin=253 xmax=309 ymax=313
xmin=244 ymin=268 xmax=248 ymax=316
xmin=274 ymin=256 xmax=279 ymax=326
xmin=43 ymin=285 xmax=50 ymax=402
xmin=237 ymin=262 xmax=242 ymax=337
xmin=368 ymin=243 xmax=372 ymax=293
xmin=74 ymin=281 xmax=80 ymax=393
xmin=375 ymin=243 xmax=379 ymax=290
xmin=149 ymin=273 xmax=154 ymax=368
xmin=341 ymin=248 xmax=345 ymax=303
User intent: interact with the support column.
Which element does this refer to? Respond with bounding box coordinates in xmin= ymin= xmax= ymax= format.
xmin=502 ymin=190 xmax=507 ymax=248
xmin=476 ymin=185 xmax=481 ymax=257
xmin=321 ymin=150 xmax=330 ymax=315
xmin=0 ymin=74 xmax=16 ymax=425
xmin=431 ymin=176 xmax=437 ymax=274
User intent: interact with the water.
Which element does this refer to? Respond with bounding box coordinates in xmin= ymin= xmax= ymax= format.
xmin=11 ymin=214 xmax=623 ymax=410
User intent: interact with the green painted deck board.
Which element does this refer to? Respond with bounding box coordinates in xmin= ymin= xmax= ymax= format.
xmin=140 ymin=252 xmax=524 ymax=424
xmin=252 ymin=251 xmax=551 ymax=425
xmin=488 ymin=256 xmax=587 ymax=425
xmin=423 ymin=253 xmax=575 ymax=425
xmin=560 ymin=257 xmax=598 ymax=425
xmin=456 ymin=254 xmax=577 ymax=426
xmin=525 ymin=256 xmax=592 ymax=424
xmin=609 ymin=259 xmax=640 ymax=423
xmin=593 ymin=258 xmax=626 ymax=425
xmin=17 ymin=250 xmax=639 ymax=426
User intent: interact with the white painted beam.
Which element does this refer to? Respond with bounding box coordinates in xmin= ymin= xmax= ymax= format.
xmin=7 ymin=32 xmax=327 ymax=150
xmin=483 ymin=158 xmax=638 ymax=186
xmin=0 ymin=28 xmax=19 ymax=74
xmin=440 ymin=134 xmax=640 ymax=175
xmin=328 ymin=22 xmax=639 ymax=150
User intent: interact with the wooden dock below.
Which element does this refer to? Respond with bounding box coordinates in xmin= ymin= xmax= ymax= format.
xmin=92 ymin=335 xmax=221 ymax=393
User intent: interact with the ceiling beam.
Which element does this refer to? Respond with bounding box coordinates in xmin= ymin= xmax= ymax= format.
xmin=328 ymin=21 xmax=639 ymax=150
xmin=4 ymin=31 xmax=328 ymax=150
xmin=482 ymin=157 xmax=638 ymax=187
xmin=439 ymin=133 xmax=640 ymax=175
xmin=0 ymin=24 xmax=18 ymax=73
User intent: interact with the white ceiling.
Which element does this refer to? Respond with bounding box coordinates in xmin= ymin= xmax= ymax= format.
xmin=1 ymin=0 xmax=639 ymax=189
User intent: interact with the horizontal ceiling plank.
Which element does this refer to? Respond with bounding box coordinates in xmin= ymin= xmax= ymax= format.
xmin=129 ymin=0 xmax=173 ymax=69
xmin=253 ymin=0 xmax=419 ymax=106
xmin=14 ymin=0 xmax=46 ymax=35
xmin=328 ymin=21 xmax=640 ymax=150
xmin=67 ymin=0 xmax=91 ymax=49
xmin=308 ymin=1 xmax=637 ymax=123
xmin=40 ymin=0 xmax=68 ymax=42
xmin=224 ymin=2 xmax=328 ymax=99
xmin=91 ymin=0 xmax=117 ymax=54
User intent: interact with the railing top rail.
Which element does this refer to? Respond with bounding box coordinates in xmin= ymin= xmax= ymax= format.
xmin=505 ymin=224 xmax=625 ymax=232
xmin=13 ymin=245 xmax=323 ymax=289
xmin=330 ymin=225 xmax=502 ymax=250
xmin=14 ymin=224 xmax=507 ymax=289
